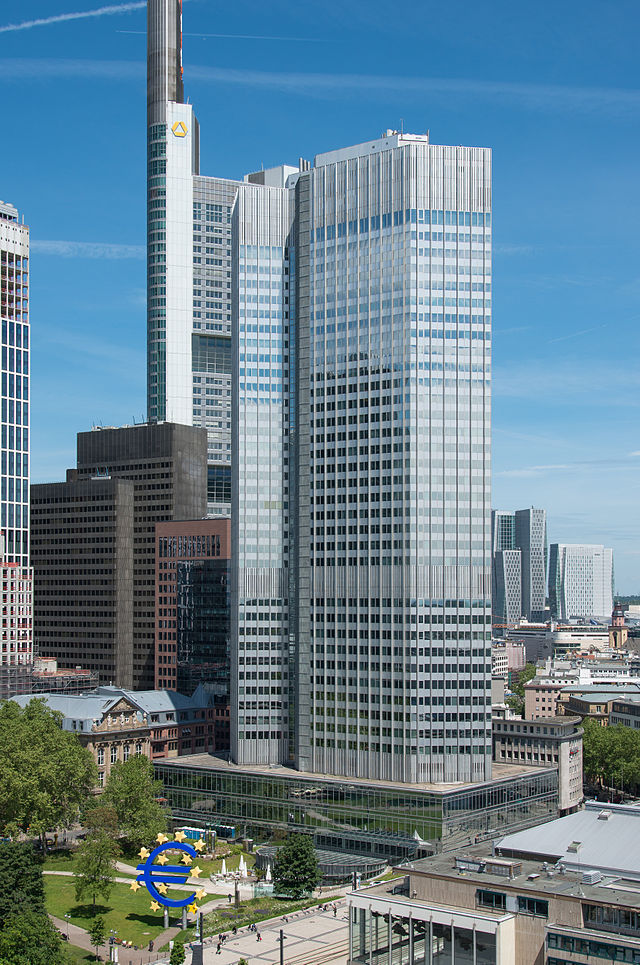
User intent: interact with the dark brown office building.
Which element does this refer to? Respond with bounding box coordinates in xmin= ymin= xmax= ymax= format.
xmin=31 ymin=423 xmax=207 ymax=689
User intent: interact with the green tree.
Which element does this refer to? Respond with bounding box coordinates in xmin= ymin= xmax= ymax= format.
xmin=273 ymin=834 xmax=321 ymax=899
xmin=0 ymin=699 xmax=96 ymax=849
xmin=582 ymin=719 xmax=640 ymax=795
xmin=506 ymin=662 xmax=537 ymax=718
xmin=100 ymin=756 xmax=167 ymax=849
xmin=0 ymin=909 xmax=66 ymax=965
xmin=88 ymin=915 xmax=107 ymax=961
xmin=74 ymin=829 xmax=120 ymax=913
xmin=83 ymin=803 xmax=119 ymax=837
xmin=0 ymin=842 xmax=44 ymax=928
xmin=169 ymin=940 xmax=186 ymax=965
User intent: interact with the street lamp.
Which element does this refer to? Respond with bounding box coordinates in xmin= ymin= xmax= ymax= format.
xmin=279 ymin=928 xmax=285 ymax=965
xmin=64 ymin=914 xmax=71 ymax=940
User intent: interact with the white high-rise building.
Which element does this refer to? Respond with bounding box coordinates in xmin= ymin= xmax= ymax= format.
xmin=149 ymin=0 xmax=493 ymax=785
xmin=231 ymin=135 xmax=493 ymax=785
xmin=549 ymin=543 xmax=614 ymax=621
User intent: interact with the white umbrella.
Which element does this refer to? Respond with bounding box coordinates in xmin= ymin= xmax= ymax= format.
xmin=239 ymin=856 xmax=247 ymax=876
xmin=221 ymin=858 xmax=227 ymax=876
xmin=265 ymin=863 xmax=272 ymax=882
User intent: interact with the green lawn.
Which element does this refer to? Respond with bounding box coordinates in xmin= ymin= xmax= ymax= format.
xmin=43 ymin=848 xmax=133 ymax=877
xmin=45 ymin=876 xmax=197 ymax=947
xmin=63 ymin=944 xmax=95 ymax=964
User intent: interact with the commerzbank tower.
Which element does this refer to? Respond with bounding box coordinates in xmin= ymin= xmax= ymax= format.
xmin=147 ymin=0 xmax=493 ymax=785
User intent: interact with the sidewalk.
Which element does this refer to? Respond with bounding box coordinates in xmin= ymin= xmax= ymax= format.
xmin=50 ymin=914 xmax=180 ymax=964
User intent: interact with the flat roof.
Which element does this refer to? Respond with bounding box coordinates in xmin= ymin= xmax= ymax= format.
xmin=494 ymin=801 xmax=640 ymax=879
xmin=385 ymin=843 xmax=640 ymax=909
xmin=157 ymin=753 xmax=552 ymax=795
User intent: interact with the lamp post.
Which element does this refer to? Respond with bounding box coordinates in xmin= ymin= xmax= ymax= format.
xmin=279 ymin=928 xmax=285 ymax=965
xmin=64 ymin=914 xmax=71 ymax=940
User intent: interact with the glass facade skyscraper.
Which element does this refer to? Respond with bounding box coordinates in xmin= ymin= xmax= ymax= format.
xmin=149 ymin=1 xmax=493 ymax=785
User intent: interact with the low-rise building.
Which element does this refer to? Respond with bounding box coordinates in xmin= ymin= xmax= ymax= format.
xmin=348 ymin=802 xmax=640 ymax=965
xmin=11 ymin=690 xmax=151 ymax=787
xmin=11 ymin=683 xmax=227 ymax=786
xmin=557 ymin=683 xmax=640 ymax=725
xmin=507 ymin=622 xmax=610 ymax=663
xmin=492 ymin=715 xmax=583 ymax=813
xmin=609 ymin=696 xmax=640 ymax=730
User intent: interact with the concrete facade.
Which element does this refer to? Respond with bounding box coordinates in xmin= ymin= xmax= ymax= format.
xmin=31 ymin=422 xmax=207 ymax=689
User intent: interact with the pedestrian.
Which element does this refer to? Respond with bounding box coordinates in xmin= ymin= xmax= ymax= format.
xmin=228 ymin=893 xmax=232 ymax=904
xmin=333 ymin=905 xmax=337 ymax=917
xmin=257 ymin=931 xmax=261 ymax=942
xmin=216 ymin=943 xmax=221 ymax=954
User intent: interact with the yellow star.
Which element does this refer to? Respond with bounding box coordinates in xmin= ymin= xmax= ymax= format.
xmin=150 ymin=901 xmax=160 ymax=912
xmin=181 ymin=854 xmax=193 ymax=865
xmin=174 ymin=830 xmax=186 ymax=843
xmin=156 ymin=832 xmax=169 ymax=844
xmin=130 ymin=880 xmax=141 ymax=892
xmin=139 ymin=847 xmax=150 ymax=860
xmin=193 ymin=838 xmax=205 ymax=852
xmin=188 ymin=902 xmax=199 ymax=915
xmin=195 ymin=888 xmax=207 ymax=901
xmin=190 ymin=865 xmax=202 ymax=878
xmin=156 ymin=854 xmax=168 ymax=866
xmin=157 ymin=883 xmax=168 ymax=895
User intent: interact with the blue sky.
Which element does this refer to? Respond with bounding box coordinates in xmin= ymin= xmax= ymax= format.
xmin=1 ymin=0 xmax=638 ymax=590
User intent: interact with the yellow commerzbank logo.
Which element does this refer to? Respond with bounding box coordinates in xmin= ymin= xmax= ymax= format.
xmin=172 ymin=121 xmax=188 ymax=137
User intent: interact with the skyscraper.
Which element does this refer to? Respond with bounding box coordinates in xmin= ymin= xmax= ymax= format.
xmin=31 ymin=423 xmax=207 ymax=689
xmin=491 ymin=510 xmax=521 ymax=625
xmin=147 ymin=1 xmax=236 ymax=514
xmin=515 ymin=507 xmax=547 ymax=622
xmin=0 ymin=201 xmax=32 ymax=676
xmin=548 ymin=543 xmax=614 ymax=621
xmin=149 ymin=0 xmax=493 ymax=785
xmin=0 ymin=201 xmax=29 ymax=570
xmin=491 ymin=507 xmax=547 ymax=625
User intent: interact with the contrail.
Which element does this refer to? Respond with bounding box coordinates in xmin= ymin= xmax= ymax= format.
xmin=117 ymin=29 xmax=326 ymax=42
xmin=0 ymin=2 xmax=146 ymax=34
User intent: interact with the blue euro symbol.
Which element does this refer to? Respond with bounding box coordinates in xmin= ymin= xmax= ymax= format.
xmin=136 ymin=841 xmax=198 ymax=908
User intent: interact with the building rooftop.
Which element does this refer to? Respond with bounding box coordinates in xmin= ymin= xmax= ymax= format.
xmin=11 ymin=692 xmax=136 ymax=725
xmin=0 ymin=200 xmax=18 ymax=221
xmin=496 ymin=801 xmax=640 ymax=880
xmin=157 ymin=752 xmax=551 ymax=795
xmin=385 ymin=827 xmax=640 ymax=906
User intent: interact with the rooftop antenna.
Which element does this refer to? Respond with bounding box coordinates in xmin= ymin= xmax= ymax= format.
xmin=400 ymin=118 xmax=404 ymax=135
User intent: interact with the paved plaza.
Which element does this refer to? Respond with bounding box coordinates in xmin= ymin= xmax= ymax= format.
xmin=192 ymin=899 xmax=350 ymax=965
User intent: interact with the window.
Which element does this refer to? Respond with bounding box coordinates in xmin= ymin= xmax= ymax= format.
xmin=98 ymin=771 xmax=104 ymax=788
xmin=136 ymin=743 xmax=143 ymax=756
xmin=97 ymin=747 xmax=105 ymax=766
xmin=110 ymin=746 xmax=118 ymax=765
xmin=123 ymin=745 xmax=130 ymax=762
xmin=476 ymin=889 xmax=506 ymax=910
xmin=518 ymin=896 xmax=548 ymax=917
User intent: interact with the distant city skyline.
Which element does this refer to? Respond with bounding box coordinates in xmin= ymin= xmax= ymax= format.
xmin=2 ymin=0 xmax=638 ymax=589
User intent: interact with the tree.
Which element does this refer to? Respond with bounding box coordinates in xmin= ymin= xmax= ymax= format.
xmin=74 ymin=829 xmax=120 ymax=913
xmin=0 ymin=909 xmax=66 ymax=965
xmin=100 ymin=756 xmax=167 ymax=849
xmin=273 ymin=834 xmax=321 ymax=898
xmin=88 ymin=915 xmax=107 ymax=961
xmin=0 ymin=843 xmax=44 ymax=929
xmin=169 ymin=940 xmax=186 ymax=965
xmin=583 ymin=719 xmax=640 ymax=794
xmin=506 ymin=662 xmax=537 ymax=718
xmin=0 ymin=699 xmax=97 ymax=848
